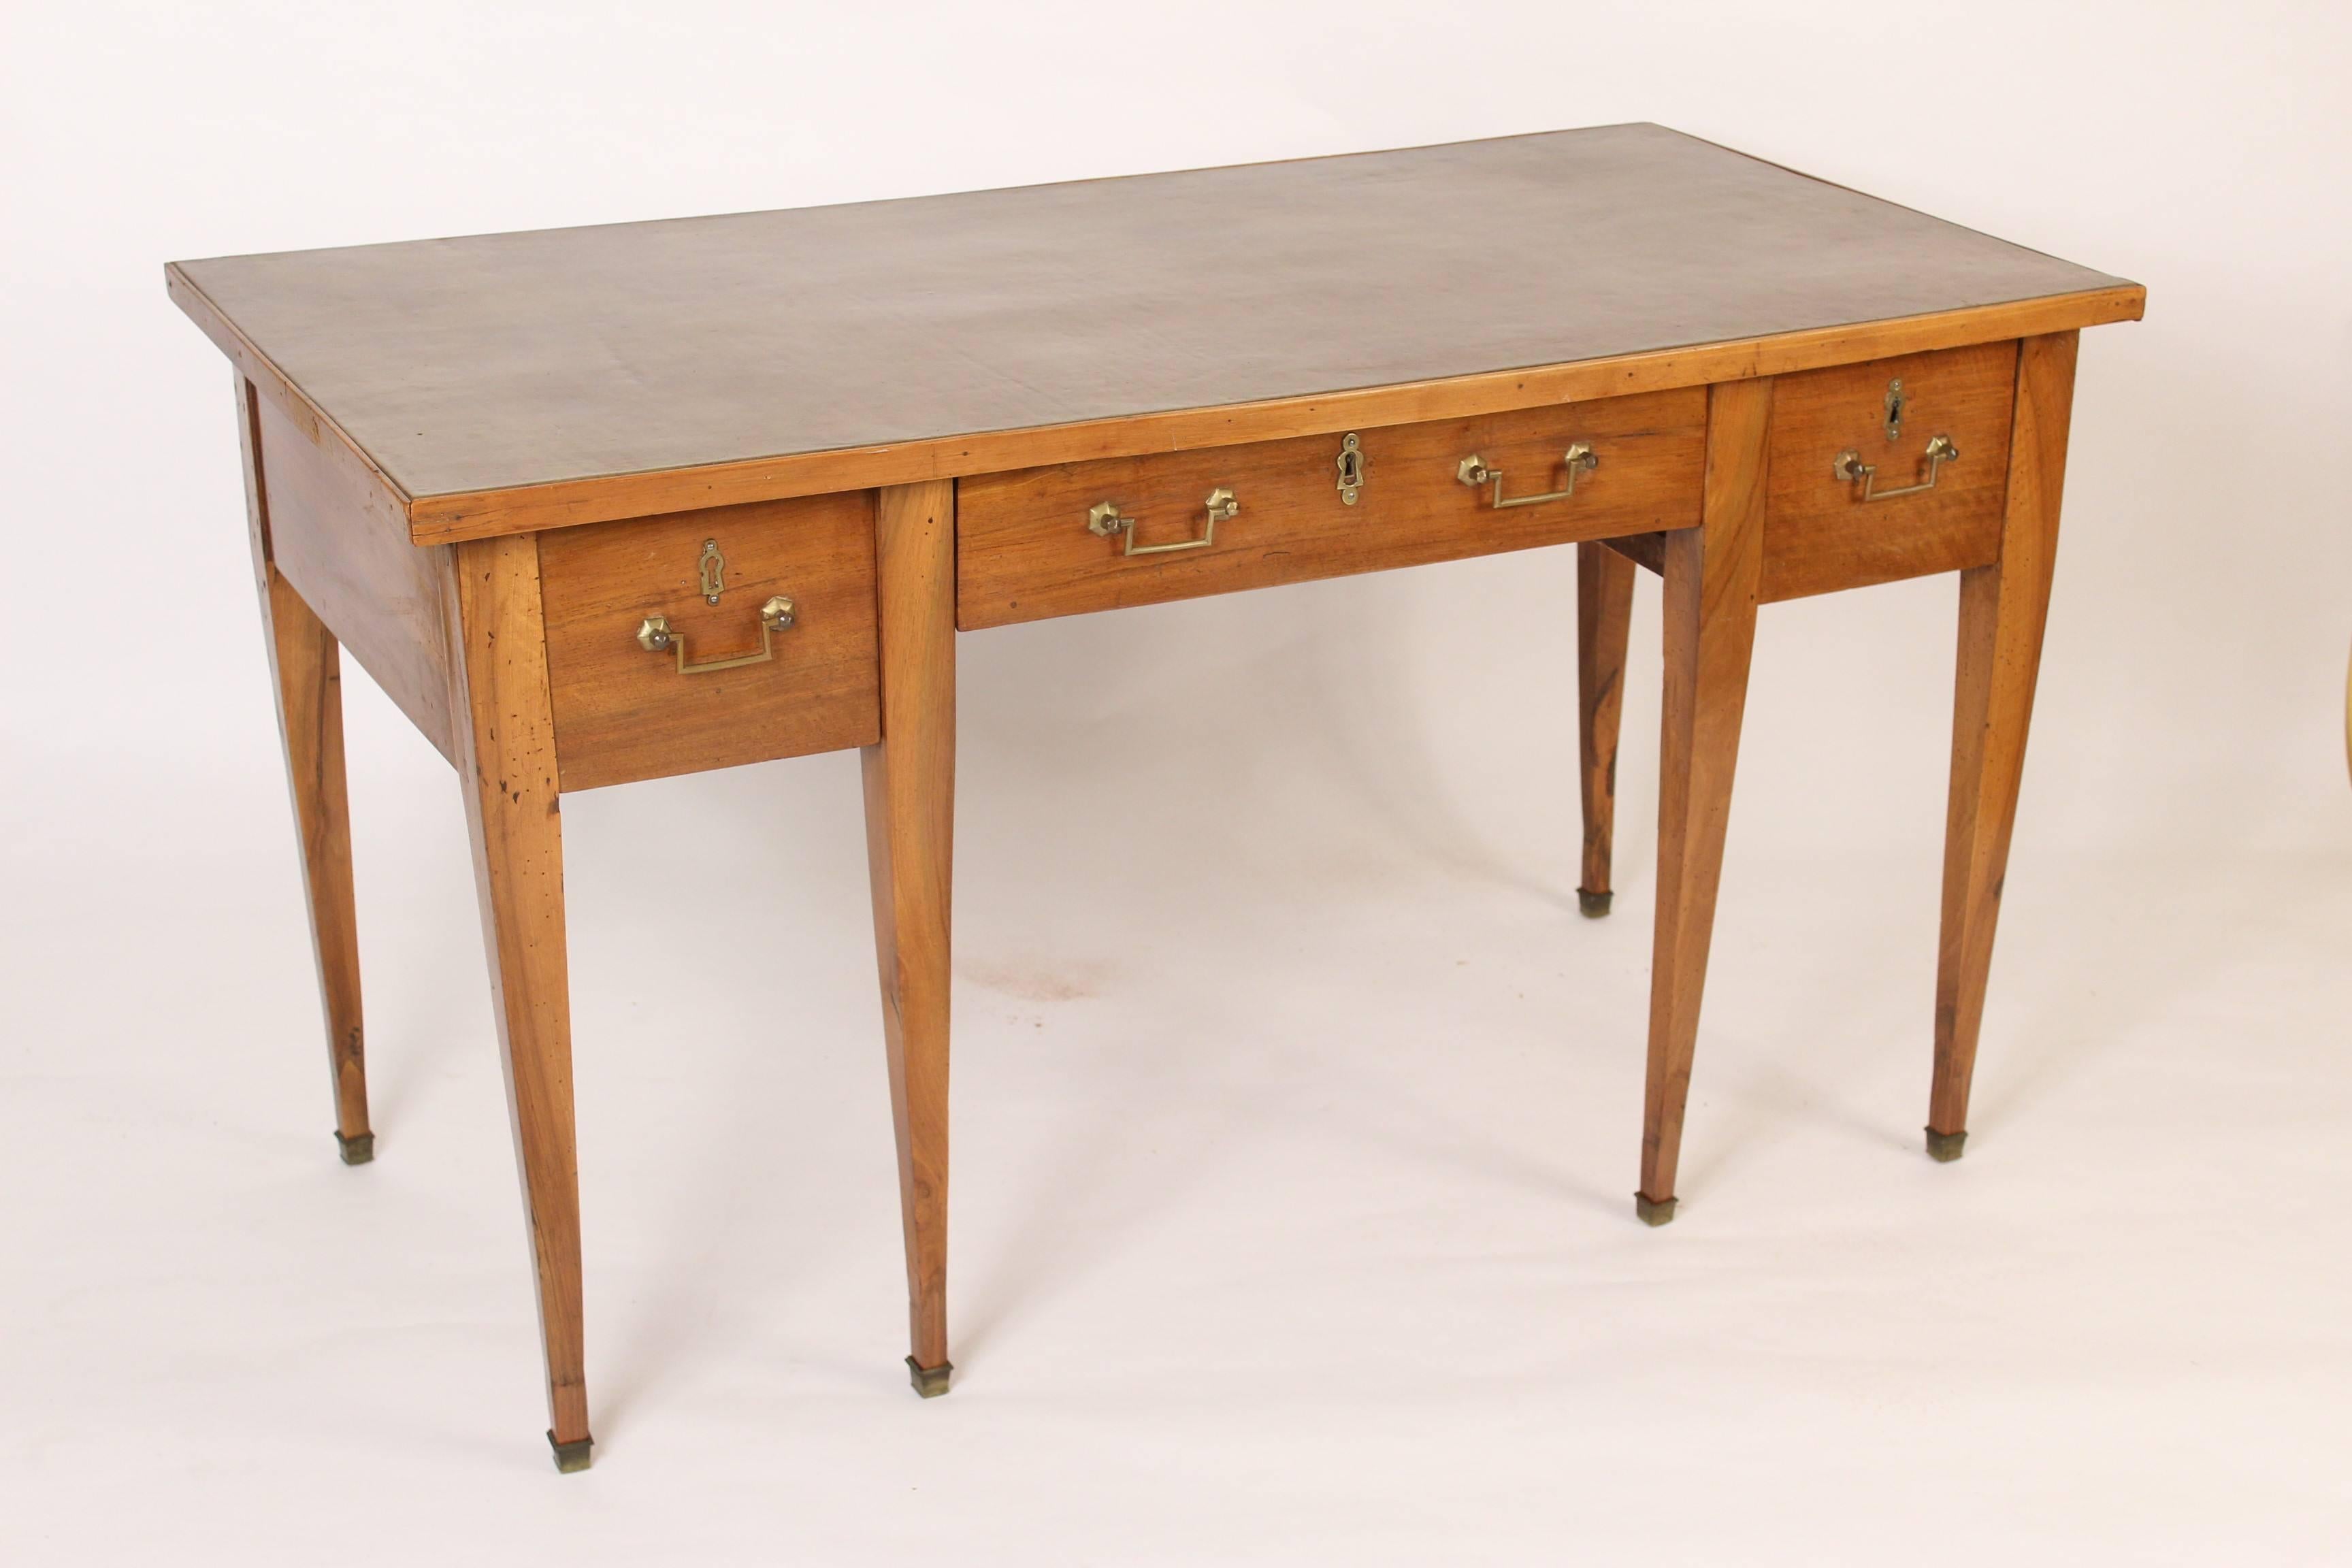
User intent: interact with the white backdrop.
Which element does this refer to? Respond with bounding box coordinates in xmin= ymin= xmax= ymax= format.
xmin=4 ymin=2 xmax=2349 ymax=1563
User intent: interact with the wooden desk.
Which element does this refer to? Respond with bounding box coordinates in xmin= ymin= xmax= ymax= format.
xmin=168 ymin=124 xmax=2142 ymax=1471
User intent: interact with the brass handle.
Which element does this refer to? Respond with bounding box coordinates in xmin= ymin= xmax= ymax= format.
xmin=1833 ymin=434 xmax=1959 ymax=501
xmin=636 ymin=595 xmax=796 ymax=674
xmin=1456 ymin=443 xmax=1598 ymax=508
xmin=1087 ymin=487 xmax=1237 ymax=556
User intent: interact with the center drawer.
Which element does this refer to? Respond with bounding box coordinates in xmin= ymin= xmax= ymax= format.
xmin=956 ymin=387 xmax=1708 ymax=629
xmin=538 ymin=491 xmax=880 ymax=791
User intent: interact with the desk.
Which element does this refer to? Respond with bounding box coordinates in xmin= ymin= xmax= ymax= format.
xmin=167 ymin=124 xmax=2142 ymax=1471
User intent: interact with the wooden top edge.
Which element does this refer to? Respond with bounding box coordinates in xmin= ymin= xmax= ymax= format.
xmin=404 ymin=284 xmax=2143 ymax=544
xmin=178 ymin=126 xmax=2132 ymax=517
xmin=166 ymin=263 xmax=416 ymax=509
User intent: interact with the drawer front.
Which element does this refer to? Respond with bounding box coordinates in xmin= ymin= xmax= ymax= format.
xmin=538 ymin=493 xmax=879 ymax=791
xmin=958 ymin=387 xmax=1707 ymax=628
xmin=1761 ymin=341 xmax=2019 ymax=602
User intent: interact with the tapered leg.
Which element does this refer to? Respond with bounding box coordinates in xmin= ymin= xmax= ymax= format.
xmin=1929 ymin=331 xmax=2078 ymax=1160
xmin=1636 ymin=377 xmax=1771 ymax=1225
xmin=1577 ymin=541 xmax=1637 ymax=917
xmin=237 ymin=376 xmax=373 ymax=1162
xmin=448 ymin=532 xmax=591 ymax=1471
xmin=862 ymin=480 xmax=957 ymax=1395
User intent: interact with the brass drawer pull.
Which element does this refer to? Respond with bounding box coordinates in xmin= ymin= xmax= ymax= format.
xmin=1087 ymin=487 xmax=1238 ymax=556
xmin=636 ymin=595 xmax=796 ymax=674
xmin=1456 ymin=443 xmax=1598 ymax=508
xmin=1833 ymin=434 xmax=1959 ymax=501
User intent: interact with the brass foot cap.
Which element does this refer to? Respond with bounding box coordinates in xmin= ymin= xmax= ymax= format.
xmin=1925 ymin=1127 xmax=1967 ymax=1164
xmin=547 ymin=1430 xmax=593 ymax=1473
xmin=1577 ymin=888 xmax=1613 ymax=918
xmin=906 ymin=1357 xmax=953 ymax=1399
xmin=1634 ymin=1192 xmax=1677 ymax=1226
xmin=334 ymin=1130 xmax=376 ymax=1166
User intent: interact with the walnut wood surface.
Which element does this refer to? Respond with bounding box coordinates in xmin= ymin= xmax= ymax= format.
xmin=1639 ymin=377 xmax=1772 ymax=1212
xmin=959 ymin=387 xmax=1704 ymax=628
xmin=537 ymin=493 xmax=881 ymax=791
xmin=404 ymin=293 xmax=2136 ymax=543
xmin=167 ymin=125 xmax=2138 ymax=542
xmin=1577 ymin=542 xmax=1638 ymax=906
xmin=167 ymin=265 xmax=420 ymax=526
xmin=862 ymin=480 xmax=957 ymax=1378
xmin=1931 ymin=331 xmax=2078 ymax=1140
xmin=171 ymin=120 xmax=2139 ymax=1455
xmin=241 ymin=376 xmax=370 ymax=1147
xmin=1601 ymin=532 xmax=1667 ymax=577
xmin=449 ymin=532 xmax=591 ymax=1456
xmin=252 ymin=391 xmax=457 ymax=761
xmin=1759 ymin=341 xmax=2019 ymax=602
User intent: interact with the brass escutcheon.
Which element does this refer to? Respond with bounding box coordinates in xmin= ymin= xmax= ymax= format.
xmin=698 ymin=539 xmax=727 ymax=604
xmin=1335 ymin=433 xmax=1365 ymax=504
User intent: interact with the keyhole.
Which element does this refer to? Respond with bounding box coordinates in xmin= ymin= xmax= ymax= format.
xmin=698 ymin=539 xmax=726 ymax=604
xmin=1884 ymin=380 xmax=1907 ymax=443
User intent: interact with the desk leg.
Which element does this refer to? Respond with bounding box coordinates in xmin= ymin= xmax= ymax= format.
xmin=1929 ymin=331 xmax=2078 ymax=1161
xmin=238 ymin=378 xmax=372 ymax=1162
xmin=1637 ymin=378 xmax=1771 ymax=1226
xmin=448 ymin=534 xmax=592 ymax=1472
xmin=862 ymin=479 xmax=956 ymax=1397
xmin=1576 ymin=541 xmax=1637 ymax=917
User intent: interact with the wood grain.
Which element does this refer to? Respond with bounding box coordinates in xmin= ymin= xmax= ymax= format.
xmin=166 ymin=124 xmax=2137 ymax=543
xmin=537 ymin=493 xmax=880 ymax=791
xmin=395 ymin=291 xmax=2138 ymax=543
xmin=1639 ymin=377 xmax=1772 ymax=1215
xmin=1760 ymin=340 xmax=2020 ymax=602
xmin=1577 ymin=541 xmax=1638 ymax=912
xmin=240 ymin=375 xmax=370 ymax=1151
xmin=958 ymin=388 xmax=1704 ymax=628
xmin=252 ymin=391 xmax=458 ymax=762
xmin=168 ymin=264 xmax=415 ymax=511
xmin=448 ymin=532 xmax=591 ymax=1458
xmin=161 ymin=112 xmax=2148 ymax=1456
xmin=1929 ymin=331 xmax=2078 ymax=1144
xmin=1602 ymin=532 xmax=1667 ymax=576
xmin=862 ymin=480 xmax=957 ymax=1381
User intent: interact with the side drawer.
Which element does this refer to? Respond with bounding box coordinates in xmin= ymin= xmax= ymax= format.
xmin=957 ymin=387 xmax=1708 ymax=629
xmin=538 ymin=492 xmax=879 ymax=791
xmin=1761 ymin=341 xmax=2019 ymax=602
